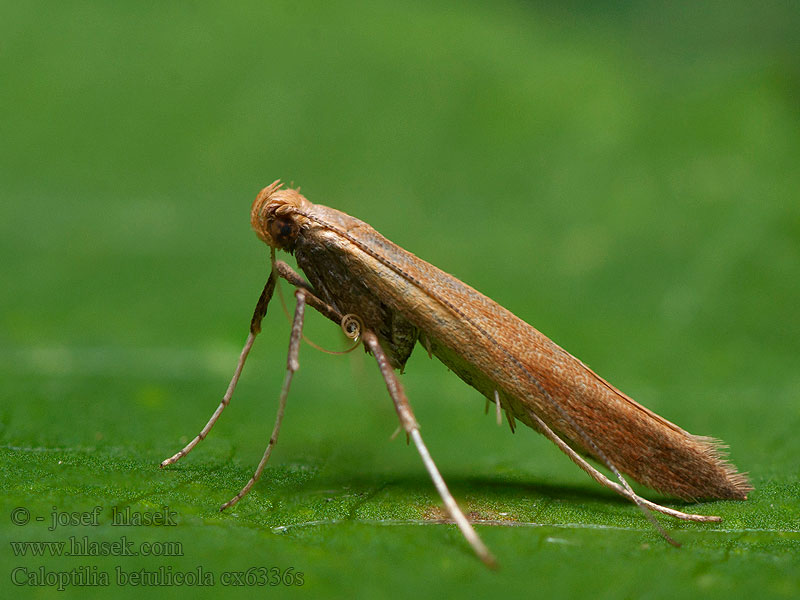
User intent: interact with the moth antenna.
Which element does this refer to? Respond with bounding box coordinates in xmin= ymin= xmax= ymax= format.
xmin=523 ymin=409 xmax=718 ymax=523
xmin=289 ymin=208 xmax=696 ymax=543
xmin=279 ymin=257 xmax=719 ymax=527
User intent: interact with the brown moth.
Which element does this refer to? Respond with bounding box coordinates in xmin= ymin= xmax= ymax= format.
xmin=163 ymin=181 xmax=751 ymax=567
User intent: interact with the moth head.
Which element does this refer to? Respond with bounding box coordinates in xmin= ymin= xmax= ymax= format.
xmin=250 ymin=180 xmax=311 ymax=251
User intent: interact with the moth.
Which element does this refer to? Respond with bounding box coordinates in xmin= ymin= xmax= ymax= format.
xmin=162 ymin=181 xmax=751 ymax=567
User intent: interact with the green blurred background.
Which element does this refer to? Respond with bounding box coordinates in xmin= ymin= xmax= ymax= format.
xmin=1 ymin=1 xmax=798 ymax=598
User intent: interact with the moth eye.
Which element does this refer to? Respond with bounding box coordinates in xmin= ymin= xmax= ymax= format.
xmin=269 ymin=216 xmax=298 ymax=248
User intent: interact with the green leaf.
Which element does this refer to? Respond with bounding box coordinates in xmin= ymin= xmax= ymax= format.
xmin=2 ymin=1 xmax=798 ymax=599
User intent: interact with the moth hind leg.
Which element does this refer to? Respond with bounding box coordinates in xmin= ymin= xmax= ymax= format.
xmin=524 ymin=410 xmax=722 ymax=524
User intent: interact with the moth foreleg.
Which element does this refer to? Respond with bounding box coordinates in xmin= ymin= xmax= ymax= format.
xmin=160 ymin=272 xmax=278 ymax=468
xmin=220 ymin=287 xmax=307 ymax=511
xmin=362 ymin=331 xmax=497 ymax=569
xmin=273 ymin=259 xmax=313 ymax=291
xmin=274 ymin=260 xmax=344 ymax=326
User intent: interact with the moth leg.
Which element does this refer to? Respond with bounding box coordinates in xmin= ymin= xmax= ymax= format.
xmin=363 ymin=331 xmax=497 ymax=569
xmin=220 ymin=288 xmax=307 ymax=511
xmin=505 ymin=409 xmax=516 ymax=434
xmin=528 ymin=412 xmax=721 ymax=523
xmin=274 ymin=262 xmax=370 ymax=358
xmin=273 ymin=259 xmax=314 ymax=291
xmin=274 ymin=260 xmax=344 ymax=325
xmin=160 ymin=272 xmax=277 ymax=468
